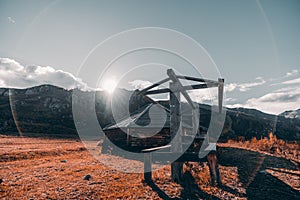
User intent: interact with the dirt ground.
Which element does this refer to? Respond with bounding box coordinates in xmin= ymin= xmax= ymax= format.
xmin=0 ymin=135 xmax=299 ymax=199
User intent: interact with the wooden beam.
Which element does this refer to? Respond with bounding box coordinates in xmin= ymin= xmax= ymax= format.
xmin=126 ymin=128 xmax=131 ymax=146
xmin=144 ymin=153 xmax=152 ymax=183
xmin=141 ymin=144 xmax=171 ymax=153
xmin=218 ymin=78 xmax=224 ymax=114
xmin=187 ymin=83 xmax=219 ymax=89
xmin=169 ymin=82 xmax=182 ymax=153
xmin=169 ymin=81 xmax=184 ymax=183
xmin=138 ymin=77 xmax=170 ymax=95
xmin=192 ymin=108 xmax=199 ymax=135
xmin=144 ymin=88 xmax=171 ymax=95
xmin=177 ymin=75 xmax=218 ymax=84
xmin=139 ymin=93 xmax=160 ymax=104
xmin=144 ymin=83 xmax=219 ymax=95
xmin=167 ymin=69 xmax=196 ymax=109
xmin=207 ymin=152 xmax=222 ymax=185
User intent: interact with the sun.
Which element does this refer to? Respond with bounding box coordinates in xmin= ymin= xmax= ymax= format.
xmin=102 ymin=78 xmax=118 ymax=93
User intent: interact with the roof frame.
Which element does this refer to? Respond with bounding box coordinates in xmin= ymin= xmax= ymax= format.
xmin=138 ymin=68 xmax=224 ymax=112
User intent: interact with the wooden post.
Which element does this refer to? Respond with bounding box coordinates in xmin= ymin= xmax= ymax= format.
xmin=144 ymin=153 xmax=152 ymax=183
xmin=218 ymin=78 xmax=224 ymax=114
xmin=192 ymin=108 xmax=199 ymax=136
xmin=207 ymin=78 xmax=224 ymax=186
xmin=126 ymin=128 xmax=131 ymax=147
xmin=170 ymin=82 xmax=183 ymax=183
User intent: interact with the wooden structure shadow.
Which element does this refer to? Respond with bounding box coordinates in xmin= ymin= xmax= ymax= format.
xmin=217 ymin=147 xmax=300 ymax=199
xmin=145 ymin=170 xmax=222 ymax=200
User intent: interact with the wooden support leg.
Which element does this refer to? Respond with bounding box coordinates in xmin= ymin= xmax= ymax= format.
xmin=101 ymin=137 xmax=109 ymax=154
xmin=207 ymin=151 xmax=222 ymax=186
xmin=144 ymin=153 xmax=152 ymax=184
xmin=215 ymin=161 xmax=221 ymax=185
xmin=171 ymin=162 xmax=183 ymax=183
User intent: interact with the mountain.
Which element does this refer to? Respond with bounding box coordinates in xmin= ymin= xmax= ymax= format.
xmin=0 ymin=85 xmax=75 ymax=137
xmin=0 ymin=84 xmax=299 ymax=141
xmin=225 ymin=107 xmax=300 ymax=141
xmin=279 ymin=109 xmax=300 ymax=119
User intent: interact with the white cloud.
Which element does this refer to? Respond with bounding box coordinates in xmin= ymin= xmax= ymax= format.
xmin=282 ymin=77 xmax=300 ymax=85
xmin=7 ymin=17 xmax=15 ymax=24
xmin=128 ymin=80 xmax=153 ymax=90
xmin=230 ymin=70 xmax=300 ymax=114
xmin=225 ymin=97 xmax=237 ymax=103
xmin=225 ymin=83 xmax=238 ymax=92
xmin=187 ymin=88 xmax=217 ymax=104
xmin=225 ymin=77 xmax=266 ymax=92
xmin=238 ymin=77 xmax=266 ymax=92
xmin=228 ymin=86 xmax=300 ymax=115
xmin=286 ymin=69 xmax=299 ymax=77
xmin=0 ymin=58 xmax=88 ymax=90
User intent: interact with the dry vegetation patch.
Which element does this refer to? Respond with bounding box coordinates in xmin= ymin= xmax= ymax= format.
xmin=0 ymin=135 xmax=299 ymax=199
xmin=221 ymin=133 xmax=299 ymax=162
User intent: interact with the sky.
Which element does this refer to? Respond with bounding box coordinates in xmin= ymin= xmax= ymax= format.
xmin=0 ymin=0 xmax=299 ymax=114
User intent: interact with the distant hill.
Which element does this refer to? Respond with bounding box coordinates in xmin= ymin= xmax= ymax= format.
xmin=225 ymin=107 xmax=300 ymax=141
xmin=0 ymin=84 xmax=299 ymax=141
xmin=279 ymin=109 xmax=300 ymax=119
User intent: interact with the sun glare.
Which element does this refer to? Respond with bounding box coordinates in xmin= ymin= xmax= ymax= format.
xmin=102 ymin=78 xmax=118 ymax=94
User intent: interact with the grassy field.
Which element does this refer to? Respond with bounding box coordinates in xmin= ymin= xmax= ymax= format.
xmin=0 ymin=135 xmax=299 ymax=199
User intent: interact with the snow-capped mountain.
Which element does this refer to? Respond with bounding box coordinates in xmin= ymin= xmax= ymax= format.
xmin=279 ymin=109 xmax=300 ymax=119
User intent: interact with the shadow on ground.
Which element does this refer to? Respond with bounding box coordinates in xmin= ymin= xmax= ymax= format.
xmin=101 ymin=142 xmax=300 ymax=199
xmin=218 ymin=147 xmax=300 ymax=200
xmin=146 ymin=170 xmax=221 ymax=200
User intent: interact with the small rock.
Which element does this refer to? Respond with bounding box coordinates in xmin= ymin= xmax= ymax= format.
xmin=83 ymin=174 xmax=91 ymax=180
xmin=61 ymin=160 xmax=67 ymax=163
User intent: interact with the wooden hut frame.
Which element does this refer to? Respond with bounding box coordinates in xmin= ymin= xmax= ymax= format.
xmin=139 ymin=69 xmax=224 ymax=185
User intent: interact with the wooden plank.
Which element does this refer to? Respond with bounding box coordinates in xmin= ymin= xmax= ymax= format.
xmin=171 ymin=162 xmax=183 ymax=183
xmin=144 ymin=153 xmax=152 ymax=183
xmin=192 ymin=108 xmax=199 ymax=135
xmin=126 ymin=128 xmax=131 ymax=146
xmin=186 ymin=83 xmax=219 ymax=89
xmin=169 ymin=82 xmax=182 ymax=153
xmin=167 ymin=69 xmax=196 ymax=109
xmin=141 ymin=144 xmax=171 ymax=153
xmin=207 ymin=152 xmax=222 ymax=185
xmin=144 ymin=83 xmax=219 ymax=95
xmin=169 ymin=80 xmax=184 ymax=183
xmin=218 ymin=78 xmax=224 ymax=114
xmin=138 ymin=77 xmax=170 ymax=95
xmin=144 ymin=88 xmax=171 ymax=95
xmin=177 ymin=75 xmax=219 ymax=84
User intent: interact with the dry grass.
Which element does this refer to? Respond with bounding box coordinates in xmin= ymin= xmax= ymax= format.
xmin=223 ymin=133 xmax=299 ymax=162
xmin=0 ymin=134 xmax=299 ymax=199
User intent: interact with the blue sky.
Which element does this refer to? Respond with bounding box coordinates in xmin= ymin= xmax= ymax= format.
xmin=0 ymin=0 xmax=299 ymax=114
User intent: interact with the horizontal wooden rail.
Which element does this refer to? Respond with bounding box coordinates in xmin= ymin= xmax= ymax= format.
xmin=144 ymin=83 xmax=219 ymax=95
xmin=141 ymin=144 xmax=171 ymax=153
xmin=177 ymin=75 xmax=219 ymax=84
xmin=138 ymin=77 xmax=170 ymax=95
